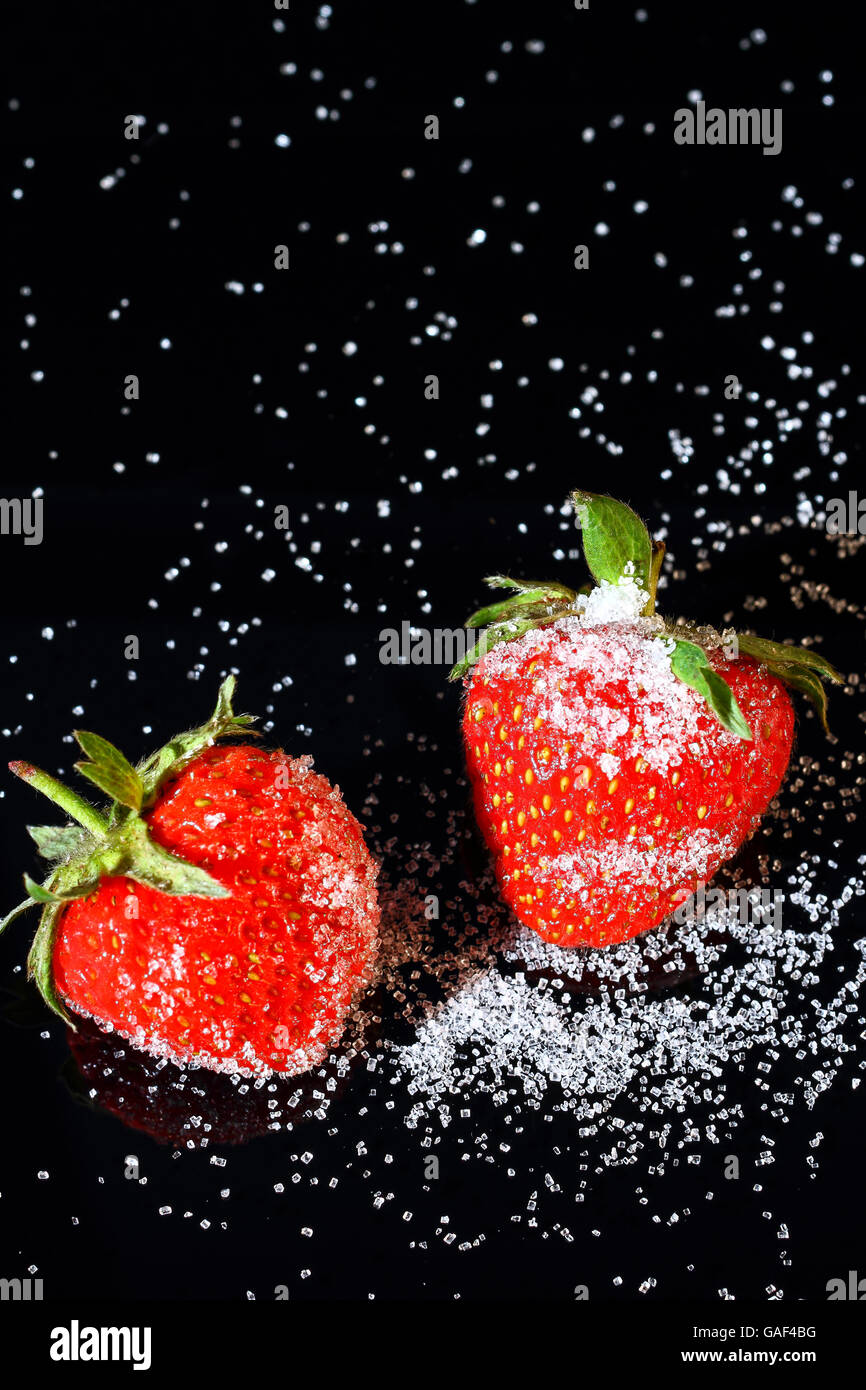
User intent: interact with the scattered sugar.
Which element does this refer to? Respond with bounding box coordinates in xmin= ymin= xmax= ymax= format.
xmin=5 ymin=7 xmax=863 ymax=1296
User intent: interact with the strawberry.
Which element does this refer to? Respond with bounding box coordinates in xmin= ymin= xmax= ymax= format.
xmin=1 ymin=679 xmax=380 ymax=1076
xmin=451 ymin=491 xmax=841 ymax=949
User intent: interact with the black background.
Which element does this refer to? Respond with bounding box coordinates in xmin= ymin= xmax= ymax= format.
xmin=1 ymin=0 xmax=865 ymax=1312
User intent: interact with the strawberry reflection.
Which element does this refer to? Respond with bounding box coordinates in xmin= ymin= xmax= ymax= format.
xmin=61 ymin=1015 xmax=352 ymax=1147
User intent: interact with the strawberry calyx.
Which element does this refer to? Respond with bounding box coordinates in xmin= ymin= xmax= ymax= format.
xmin=448 ymin=490 xmax=842 ymax=738
xmin=0 ymin=676 xmax=259 ymax=1024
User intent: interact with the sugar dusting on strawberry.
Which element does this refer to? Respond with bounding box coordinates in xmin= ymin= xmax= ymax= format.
xmin=468 ymin=612 xmax=794 ymax=946
xmin=1 ymin=680 xmax=380 ymax=1078
xmin=56 ymin=746 xmax=379 ymax=1076
xmin=453 ymin=492 xmax=839 ymax=948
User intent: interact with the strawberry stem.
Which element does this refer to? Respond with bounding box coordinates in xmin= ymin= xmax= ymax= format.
xmin=8 ymin=762 xmax=109 ymax=838
xmin=644 ymin=540 xmax=666 ymax=616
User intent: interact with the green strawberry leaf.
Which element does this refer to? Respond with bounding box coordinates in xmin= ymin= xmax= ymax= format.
xmin=571 ymin=491 xmax=653 ymax=595
xmin=449 ymin=617 xmax=543 ymax=683
xmin=483 ymin=575 xmax=578 ymax=602
xmin=23 ymin=872 xmax=98 ymax=905
xmin=27 ymin=899 xmax=74 ymax=1025
xmin=9 ymin=761 xmax=109 ymax=837
xmin=136 ymin=674 xmax=260 ymax=805
xmin=0 ymin=896 xmax=37 ymax=936
xmin=735 ymin=633 xmax=842 ymax=684
xmin=667 ymin=638 xmax=753 ymax=740
xmin=118 ymin=817 xmax=231 ymax=898
xmin=74 ymin=730 xmax=144 ymax=812
xmin=766 ymin=661 xmax=830 ymax=733
xmin=27 ymin=824 xmax=94 ymax=861
xmin=467 ymin=588 xmax=574 ymax=629
xmin=25 ymin=874 xmax=70 ymax=904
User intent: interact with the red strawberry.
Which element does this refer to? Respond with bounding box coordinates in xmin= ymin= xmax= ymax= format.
xmin=452 ymin=491 xmax=841 ymax=949
xmin=1 ymin=679 xmax=379 ymax=1076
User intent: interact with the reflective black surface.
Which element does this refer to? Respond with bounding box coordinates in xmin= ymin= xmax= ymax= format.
xmin=2 ymin=0 xmax=865 ymax=1305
